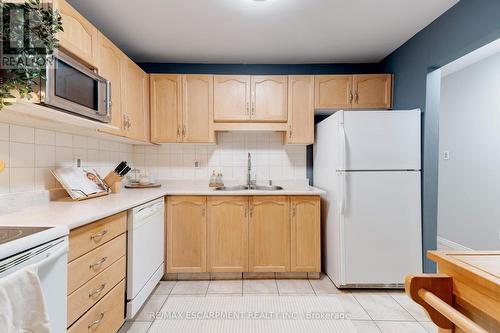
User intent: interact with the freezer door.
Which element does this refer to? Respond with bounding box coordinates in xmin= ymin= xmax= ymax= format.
xmin=341 ymin=171 xmax=422 ymax=286
xmin=342 ymin=110 xmax=421 ymax=171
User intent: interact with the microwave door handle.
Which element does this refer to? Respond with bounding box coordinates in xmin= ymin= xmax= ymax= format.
xmin=106 ymin=80 xmax=112 ymax=117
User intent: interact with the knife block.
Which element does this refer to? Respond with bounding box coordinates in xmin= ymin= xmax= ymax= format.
xmin=104 ymin=171 xmax=123 ymax=193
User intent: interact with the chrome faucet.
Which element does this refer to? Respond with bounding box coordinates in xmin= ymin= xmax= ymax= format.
xmin=247 ymin=153 xmax=252 ymax=188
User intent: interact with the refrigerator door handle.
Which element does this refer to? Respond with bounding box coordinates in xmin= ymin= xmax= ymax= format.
xmin=339 ymin=111 xmax=347 ymax=215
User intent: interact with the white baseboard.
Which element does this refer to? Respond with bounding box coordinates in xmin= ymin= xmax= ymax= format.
xmin=437 ymin=236 xmax=473 ymax=251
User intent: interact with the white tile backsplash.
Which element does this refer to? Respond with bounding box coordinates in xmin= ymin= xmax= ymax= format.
xmin=0 ymin=123 xmax=134 ymax=194
xmin=133 ymin=132 xmax=307 ymax=182
xmin=0 ymin=125 xmax=307 ymax=195
xmin=10 ymin=125 xmax=34 ymax=143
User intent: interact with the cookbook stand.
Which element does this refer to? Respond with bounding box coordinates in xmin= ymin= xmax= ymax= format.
xmin=54 ymin=170 xmax=124 ymax=202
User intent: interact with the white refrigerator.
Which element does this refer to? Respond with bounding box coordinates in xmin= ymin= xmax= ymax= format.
xmin=313 ymin=110 xmax=422 ymax=288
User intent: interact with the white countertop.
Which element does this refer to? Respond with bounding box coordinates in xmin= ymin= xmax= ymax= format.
xmin=0 ymin=180 xmax=324 ymax=230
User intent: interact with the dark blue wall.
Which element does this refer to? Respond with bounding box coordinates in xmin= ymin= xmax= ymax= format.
xmin=138 ymin=63 xmax=380 ymax=75
xmin=380 ymin=0 xmax=500 ymax=272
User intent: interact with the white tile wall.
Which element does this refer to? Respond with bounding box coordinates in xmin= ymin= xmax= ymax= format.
xmin=133 ymin=132 xmax=307 ymax=182
xmin=0 ymin=123 xmax=134 ymax=194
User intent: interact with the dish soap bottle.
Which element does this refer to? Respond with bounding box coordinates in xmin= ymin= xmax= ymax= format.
xmin=209 ymin=171 xmax=217 ymax=187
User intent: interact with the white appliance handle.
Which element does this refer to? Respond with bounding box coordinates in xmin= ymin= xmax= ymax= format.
xmin=339 ymin=111 xmax=347 ymax=215
xmin=35 ymin=244 xmax=68 ymax=272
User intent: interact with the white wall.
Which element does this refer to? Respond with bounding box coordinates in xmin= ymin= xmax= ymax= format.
xmin=132 ymin=132 xmax=307 ymax=182
xmin=438 ymin=52 xmax=500 ymax=250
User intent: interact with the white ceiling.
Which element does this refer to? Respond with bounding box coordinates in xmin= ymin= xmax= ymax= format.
xmin=68 ymin=0 xmax=458 ymax=64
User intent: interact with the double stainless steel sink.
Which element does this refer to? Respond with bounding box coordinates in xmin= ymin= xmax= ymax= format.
xmin=213 ymin=185 xmax=284 ymax=191
xmin=213 ymin=154 xmax=284 ymax=192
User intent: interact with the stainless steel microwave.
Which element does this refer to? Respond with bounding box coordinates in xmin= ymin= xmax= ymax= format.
xmin=40 ymin=51 xmax=111 ymax=123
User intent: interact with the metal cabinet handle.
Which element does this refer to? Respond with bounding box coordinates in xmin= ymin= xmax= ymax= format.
xmin=354 ymin=91 xmax=359 ymax=103
xmin=88 ymin=283 xmax=107 ymax=298
xmin=251 ymin=102 xmax=255 ymax=116
xmin=89 ymin=257 xmax=107 ymax=270
xmin=292 ymin=205 xmax=296 ymax=217
xmin=177 ymin=125 xmax=181 ymax=137
xmin=182 ymin=125 xmax=186 ymax=137
xmin=202 ymin=206 xmax=206 ymax=217
xmin=90 ymin=229 xmax=108 ymax=241
xmin=244 ymin=205 xmax=248 ymax=218
xmin=88 ymin=312 xmax=105 ymax=329
xmin=246 ymin=102 xmax=250 ymax=115
xmin=249 ymin=205 xmax=254 ymax=217
xmin=349 ymin=91 xmax=353 ymax=103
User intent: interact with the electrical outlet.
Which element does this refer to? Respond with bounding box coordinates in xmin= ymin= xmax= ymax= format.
xmin=74 ymin=156 xmax=82 ymax=168
xmin=194 ymin=161 xmax=201 ymax=169
xmin=443 ymin=151 xmax=450 ymax=160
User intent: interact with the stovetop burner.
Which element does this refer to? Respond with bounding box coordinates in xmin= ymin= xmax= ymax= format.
xmin=0 ymin=227 xmax=52 ymax=245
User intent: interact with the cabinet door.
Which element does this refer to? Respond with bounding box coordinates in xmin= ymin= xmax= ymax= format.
xmin=182 ymin=75 xmax=214 ymax=143
xmin=124 ymin=60 xmax=148 ymax=142
xmin=54 ymin=0 xmax=98 ymax=68
xmin=290 ymin=196 xmax=320 ymax=272
xmin=213 ymin=75 xmax=250 ymax=121
xmin=166 ymin=196 xmax=207 ymax=273
xmin=314 ymin=75 xmax=353 ymax=109
xmin=352 ymin=74 xmax=392 ymax=109
xmin=207 ymin=196 xmax=248 ymax=272
xmin=286 ymin=75 xmax=314 ymax=144
xmin=150 ymin=74 xmax=182 ymax=143
xmin=249 ymin=196 xmax=290 ymax=272
xmin=251 ymin=76 xmax=288 ymax=122
xmin=97 ymin=34 xmax=125 ymax=137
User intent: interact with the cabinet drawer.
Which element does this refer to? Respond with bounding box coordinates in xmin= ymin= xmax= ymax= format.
xmin=68 ymin=280 xmax=125 ymax=333
xmin=67 ymin=256 xmax=126 ymax=326
xmin=69 ymin=212 xmax=126 ymax=262
xmin=68 ymin=234 xmax=126 ymax=294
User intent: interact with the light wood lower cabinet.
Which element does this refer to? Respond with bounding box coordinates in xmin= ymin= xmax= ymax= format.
xmin=68 ymin=280 xmax=125 ymax=333
xmin=166 ymin=195 xmax=320 ymax=274
xmin=290 ymin=196 xmax=321 ymax=272
xmin=166 ymin=196 xmax=207 ymax=273
xmin=249 ymin=196 xmax=290 ymax=272
xmin=67 ymin=212 xmax=127 ymax=332
xmin=207 ymin=196 xmax=248 ymax=272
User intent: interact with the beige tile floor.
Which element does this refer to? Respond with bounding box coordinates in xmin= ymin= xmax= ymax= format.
xmin=119 ymin=274 xmax=438 ymax=333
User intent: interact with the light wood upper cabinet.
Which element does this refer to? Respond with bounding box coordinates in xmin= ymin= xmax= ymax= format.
xmin=166 ymin=196 xmax=207 ymax=273
xmin=53 ymin=0 xmax=99 ymax=68
xmin=286 ymin=75 xmax=314 ymax=144
xmin=314 ymin=75 xmax=353 ymax=109
xmin=150 ymin=74 xmax=213 ymax=143
xmin=352 ymin=74 xmax=392 ymax=109
xmin=207 ymin=196 xmax=248 ymax=272
xmin=123 ymin=60 xmax=149 ymax=142
xmin=213 ymin=75 xmax=250 ymax=121
xmin=97 ymin=34 xmax=125 ymax=137
xmin=251 ymin=76 xmax=288 ymax=122
xmin=150 ymin=74 xmax=182 ymax=143
xmin=249 ymin=196 xmax=290 ymax=272
xmin=182 ymin=75 xmax=214 ymax=143
xmin=290 ymin=196 xmax=320 ymax=272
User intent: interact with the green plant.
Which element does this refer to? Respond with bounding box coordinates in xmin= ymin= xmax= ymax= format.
xmin=0 ymin=0 xmax=63 ymax=109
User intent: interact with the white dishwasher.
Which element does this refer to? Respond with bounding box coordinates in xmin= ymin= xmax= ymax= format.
xmin=127 ymin=197 xmax=165 ymax=318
